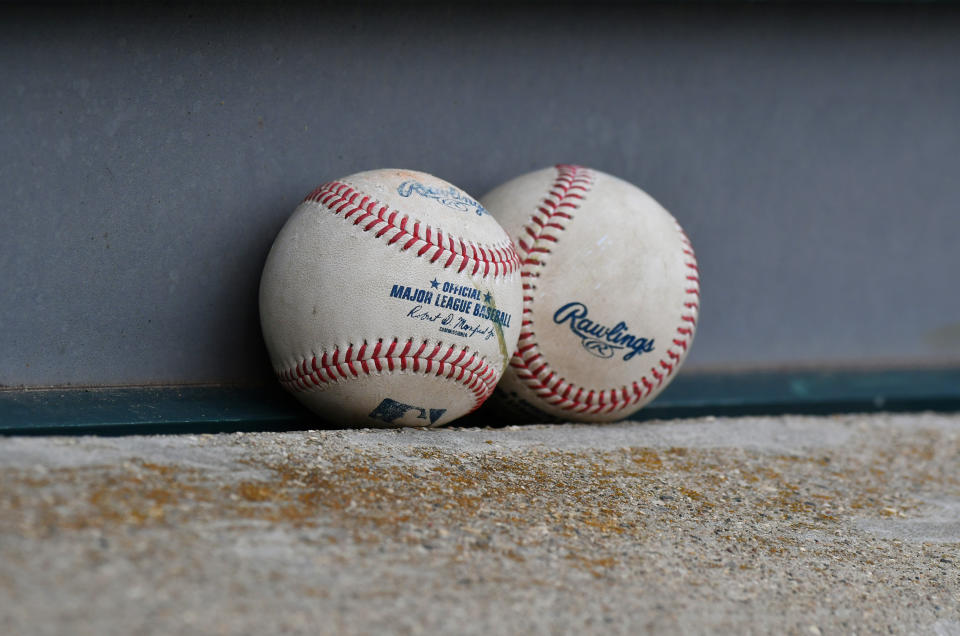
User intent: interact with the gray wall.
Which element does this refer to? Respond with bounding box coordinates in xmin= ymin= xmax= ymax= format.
xmin=2 ymin=3 xmax=959 ymax=388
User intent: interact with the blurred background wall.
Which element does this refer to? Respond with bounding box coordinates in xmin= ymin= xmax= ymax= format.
xmin=2 ymin=2 xmax=959 ymax=388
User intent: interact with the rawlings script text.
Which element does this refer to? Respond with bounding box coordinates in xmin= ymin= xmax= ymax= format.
xmin=553 ymin=301 xmax=654 ymax=361
xmin=397 ymin=180 xmax=487 ymax=216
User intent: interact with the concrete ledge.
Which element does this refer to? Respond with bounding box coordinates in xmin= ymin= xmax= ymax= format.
xmin=1 ymin=413 xmax=959 ymax=634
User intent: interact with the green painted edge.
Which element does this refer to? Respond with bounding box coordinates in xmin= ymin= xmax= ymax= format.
xmin=1 ymin=367 xmax=959 ymax=435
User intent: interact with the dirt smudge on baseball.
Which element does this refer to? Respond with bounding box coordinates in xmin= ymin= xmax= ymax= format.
xmin=473 ymin=283 xmax=509 ymax=376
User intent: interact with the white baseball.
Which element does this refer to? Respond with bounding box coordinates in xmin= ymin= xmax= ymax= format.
xmin=480 ymin=165 xmax=700 ymax=422
xmin=260 ymin=169 xmax=523 ymax=427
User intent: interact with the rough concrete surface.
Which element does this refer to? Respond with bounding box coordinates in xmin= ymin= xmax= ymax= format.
xmin=1 ymin=413 xmax=959 ymax=635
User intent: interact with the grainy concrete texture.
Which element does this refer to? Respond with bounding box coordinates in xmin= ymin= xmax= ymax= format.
xmin=1 ymin=413 xmax=959 ymax=635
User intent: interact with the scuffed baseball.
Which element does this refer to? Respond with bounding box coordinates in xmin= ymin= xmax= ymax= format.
xmin=260 ymin=169 xmax=523 ymax=427
xmin=480 ymin=165 xmax=700 ymax=422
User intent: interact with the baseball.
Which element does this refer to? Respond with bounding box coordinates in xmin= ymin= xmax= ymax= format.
xmin=480 ymin=165 xmax=700 ymax=422
xmin=260 ymin=169 xmax=523 ymax=427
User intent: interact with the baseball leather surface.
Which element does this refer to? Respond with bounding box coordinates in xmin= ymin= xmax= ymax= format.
xmin=480 ymin=165 xmax=700 ymax=422
xmin=260 ymin=169 xmax=523 ymax=427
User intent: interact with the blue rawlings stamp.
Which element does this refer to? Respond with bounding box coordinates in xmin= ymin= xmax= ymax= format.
xmin=553 ymin=301 xmax=654 ymax=361
xmin=397 ymin=180 xmax=487 ymax=216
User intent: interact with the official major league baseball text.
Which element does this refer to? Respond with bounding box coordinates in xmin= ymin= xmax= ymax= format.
xmin=480 ymin=165 xmax=700 ymax=422
xmin=260 ymin=169 xmax=523 ymax=427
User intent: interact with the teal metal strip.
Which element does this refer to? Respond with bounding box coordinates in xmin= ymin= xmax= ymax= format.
xmin=0 ymin=386 xmax=312 ymax=436
xmin=1 ymin=368 xmax=959 ymax=435
xmin=628 ymin=367 xmax=960 ymax=421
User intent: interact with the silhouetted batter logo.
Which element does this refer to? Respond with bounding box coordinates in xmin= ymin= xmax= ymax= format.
xmin=369 ymin=398 xmax=446 ymax=426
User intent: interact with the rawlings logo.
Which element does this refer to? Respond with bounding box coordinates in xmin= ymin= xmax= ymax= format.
xmin=397 ymin=180 xmax=487 ymax=216
xmin=553 ymin=301 xmax=654 ymax=361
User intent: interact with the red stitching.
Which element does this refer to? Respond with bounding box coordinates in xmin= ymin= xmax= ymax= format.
xmin=304 ymin=181 xmax=521 ymax=277
xmin=508 ymin=165 xmax=701 ymax=415
xmin=277 ymin=339 xmax=498 ymax=413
